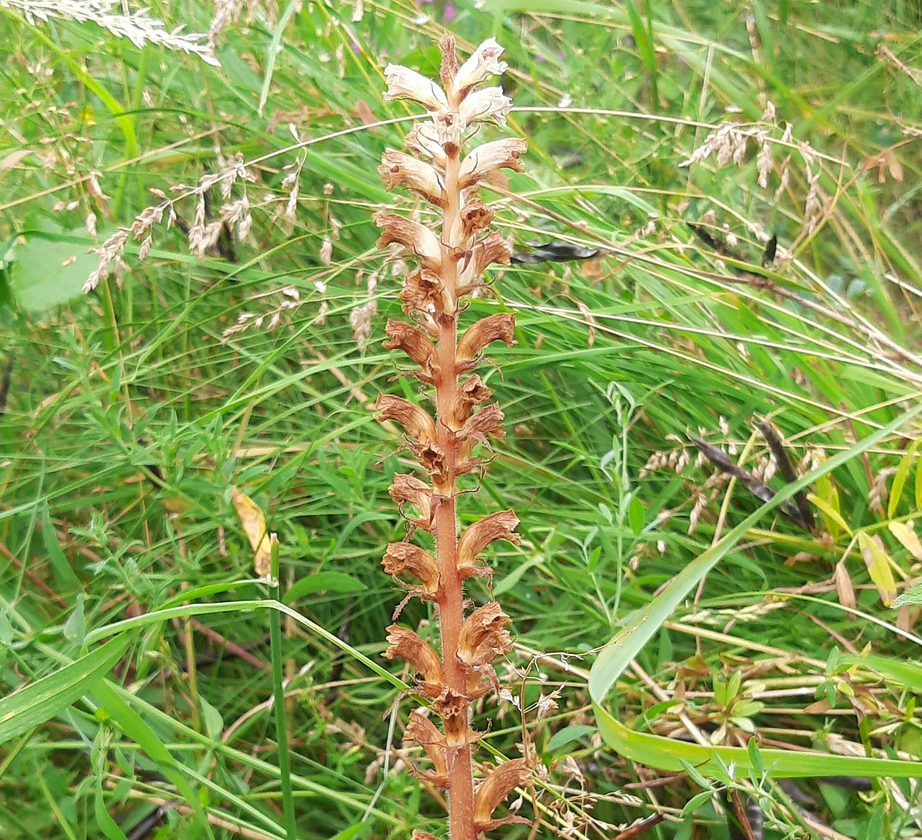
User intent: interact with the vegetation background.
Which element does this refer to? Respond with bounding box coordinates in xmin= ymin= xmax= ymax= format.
xmin=2 ymin=1 xmax=922 ymax=838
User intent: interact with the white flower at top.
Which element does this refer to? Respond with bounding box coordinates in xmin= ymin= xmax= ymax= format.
xmin=453 ymin=37 xmax=508 ymax=93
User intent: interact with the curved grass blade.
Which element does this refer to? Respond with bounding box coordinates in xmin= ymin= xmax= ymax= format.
xmin=0 ymin=633 xmax=131 ymax=743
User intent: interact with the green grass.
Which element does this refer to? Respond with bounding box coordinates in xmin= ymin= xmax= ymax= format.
xmin=2 ymin=1 xmax=922 ymax=838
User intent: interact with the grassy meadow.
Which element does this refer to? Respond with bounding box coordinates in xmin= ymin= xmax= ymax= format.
xmin=2 ymin=1 xmax=922 ymax=838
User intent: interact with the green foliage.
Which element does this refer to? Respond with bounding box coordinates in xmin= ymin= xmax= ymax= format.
xmin=2 ymin=0 xmax=922 ymax=838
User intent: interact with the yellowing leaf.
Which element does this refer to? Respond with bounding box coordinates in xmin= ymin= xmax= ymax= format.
xmin=807 ymin=492 xmax=851 ymax=537
xmin=888 ymin=521 xmax=922 ymax=561
xmin=231 ymin=487 xmax=272 ymax=576
xmin=858 ymin=532 xmax=898 ymax=607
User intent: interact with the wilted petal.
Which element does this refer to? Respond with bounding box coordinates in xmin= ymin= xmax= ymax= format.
xmin=454 ymin=38 xmax=508 ymax=94
xmin=432 ymin=690 xmax=480 ymax=748
xmin=374 ymin=211 xmax=441 ymax=269
xmin=399 ymin=268 xmax=452 ymax=316
xmin=409 ymin=441 xmax=450 ymax=489
xmin=383 ymin=319 xmax=439 ymax=379
xmin=457 ymin=312 xmax=516 ymax=365
xmin=389 ymin=474 xmax=435 ymax=532
xmin=460 ymin=86 xmax=513 ymax=128
xmin=379 ymin=150 xmax=446 ymax=207
xmin=448 ymin=374 xmax=493 ymax=428
xmin=405 ymin=122 xmax=447 ymax=166
xmin=383 ymin=63 xmax=447 ymax=111
xmin=447 ymin=197 xmax=494 ymax=248
xmin=382 ymin=542 xmax=440 ymax=596
xmin=458 ymin=602 xmax=513 ymax=666
xmin=473 ymin=759 xmax=532 ymax=833
xmin=458 ymin=509 xmax=521 ymax=578
xmin=459 ymin=230 xmax=512 ymax=287
xmin=405 ymin=710 xmax=449 ymax=787
xmin=384 ymin=625 xmax=444 ymax=697
xmin=376 ymin=394 xmax=437 ymax=444
xmin=458 ymin=402 xmax=506 ymax=448
xmin=459 ymin=138 xmax=527 ymax=189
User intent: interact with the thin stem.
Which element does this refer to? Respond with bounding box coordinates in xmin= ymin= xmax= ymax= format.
xmin=269 ymin=538 xmax=298 ymax=839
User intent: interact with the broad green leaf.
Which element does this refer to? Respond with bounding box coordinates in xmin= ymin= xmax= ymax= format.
xmin=10 ymin=232 xmax=97 ymax=312
xmin=0 ymin=634 xmax=131 ymax=743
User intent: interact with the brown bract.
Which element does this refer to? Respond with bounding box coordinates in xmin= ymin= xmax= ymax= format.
xmin=433 ymin=690 xmax=481 ymax=748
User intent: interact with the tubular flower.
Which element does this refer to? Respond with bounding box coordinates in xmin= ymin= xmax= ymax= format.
xmin=383 ymin=625 xmax=444 ymax=698
xmin=457 ymin=313 xmax=516 ymax=366
xmin=405 ymin=122 xmax=448 ymax=166
xmin=448 ymin=197 xmax=495 ymax=249
xmin=459 ymin=87 xmax=513 ymax=128
xmin=374 ymin=211 xmax=442 ymax=271
xmin=382 ymin=542 xmax=440 ymax=597
xmin=459 ymin=139 xmax=528 ymax=190
xmin=383 ymin=64 xmax=447 ymax=111
xmin=448 ymin=375 xmax=493 ymax=428
xmin=453 ymin=37 xmax=508 ymax=95
xmin=379 ymin=150 xmax=446 ymax=207
xmin=458 ymin=603 xmax=513 ymax=667
xmin=432 ymin=690 xmax=481 ymax=748
xmin=376 ymin=394 xmax=436 ymax=444
xmin=459 ymin=231 xmax=512 ymax=288
xmin=373 ymin=35 xmax=532 ymax=840
xmin=383 ymin=319 xmax=439 ymax=381
xmin=389 ymin=474 xmax=435 ymax=533
xmin=457 ymin=510 xmax=521 ymax=578
xmin=473 ymin=760 xmax=532 ymax=834
xmin=405 ymin=710 xmax=449 ymax=787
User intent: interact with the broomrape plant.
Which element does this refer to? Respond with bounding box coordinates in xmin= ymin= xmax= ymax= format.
xmin=373 ymin=36 xmax=530 ymax=840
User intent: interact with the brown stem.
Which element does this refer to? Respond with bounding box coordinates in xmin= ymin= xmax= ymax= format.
xmin=435 ymin=138 xmax=476 ymax=840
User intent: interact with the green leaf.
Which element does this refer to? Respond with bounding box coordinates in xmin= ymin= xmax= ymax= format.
xmin=889 ymin=440 xmax=919 ymax=518
xmin=547 ymin=725 xmax=597 ymax=753
xmin=200 ymin=696 xmax=224 ymax=741
xmin=10 ymin=231 xmax=97 ymax=312
xmin=63 ymin=594 xmax=86 ymax=646
xmin=95 ymin=773 xmax=129 ymax=840
xmin=628 ymin=495 xmax=645 ymax=536
xmin=893 ymin=582 xmax=922 ymax=609
xmin=0 ymin=634 xmax=131 ymax=743
xmin=41 ymin=503 xmax=81 ymax=589
xmin=284 ymin=571 xmax=367 ymax=604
